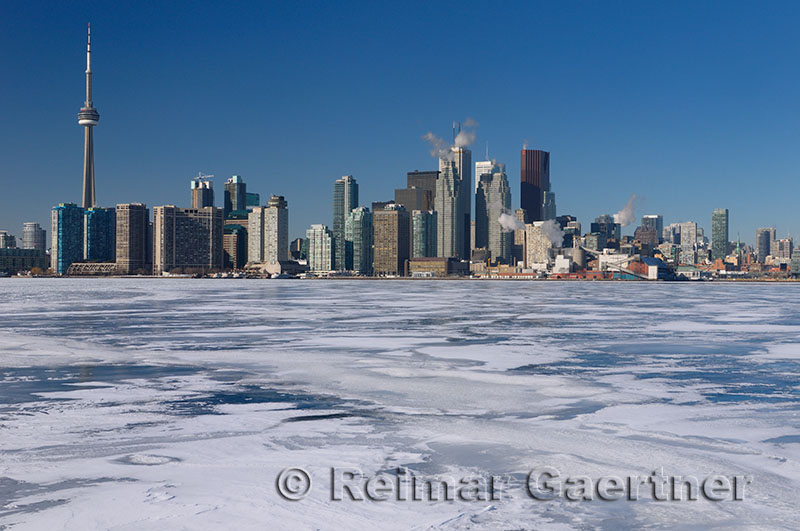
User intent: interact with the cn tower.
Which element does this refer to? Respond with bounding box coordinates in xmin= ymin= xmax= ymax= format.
xmin=78 ymin=23 xmax=99 ymax=208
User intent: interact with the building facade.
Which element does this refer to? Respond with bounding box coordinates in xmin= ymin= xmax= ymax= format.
xmin=475 ymin=171 xmax=512 ymax=263
xmin=373 ymin=204 xmax=410 ymax=276
xmin=83 ymin=207 xmax=116 ymax=262
xmin=525 ymin=222 xmax=554 ymax=267
xmin=333 ymin=175 xmax=358 ymax=270
xmin=247 ymin=195 xmax=288 ymax=264
xmin=711 ymin=208 xmax=729 ymax=261
xmin=520 ymin=149 xmax=550 ymax=222
xmin=22 ymin=222 xmax=46 ymax=251
xmin=0 ymin=231 xmax=15 ymax=249
xmin=434 ymin=160 xmax=464 ymax=259
xmin=190 ymin=178 xmax=214 ymax=209
xmin=264 ymin=195 xmax=288 ymax=263
xmin=223 ymin=225 xmax=247 ymax=269
xmin=448 ymin=147 xmax=472 ymax=259
xmin=344 ymin=206 xmax=373 ymax=274
xmin=153 ymin=206 xmax=224 ymax=275
xmin=51 ymin=203 xmax=84 ymax=274
xmin=642 ymin=215 xmax=664 ymax=243
xmin=756 ymin=227 xmax=776 ymax=263
xmin=307 ymin=224 xmax=334 ymax=272
xmin=224 ymin=175 xmax=247 ymax=218
xmin=116 ymin=203 xmax=150 ymax=274
xmin=411 ymin=210 xmax=437 ymax=258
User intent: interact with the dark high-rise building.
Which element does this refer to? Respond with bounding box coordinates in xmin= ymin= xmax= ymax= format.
xmin=246 ymin=192 xmax=260 ymax=209
xmin=333 ymin=175 xmax=358 ymax=270
xmin=395 ymin=187 xmax=433 ymax=212
xmin=83 ymin=207 xmax=116 ymax=262
xmin=641 ymin=215 xmax=664 ymax=243
xmin=407 ymin=171 xmax=439 ymax=203
xmin=712 ymin=208 xmax=729 ymax=261
xmin=116 ymin=203 xmax=151 ymax=274
xmin=0 ymin=231 xmax=16 ymax=249
xmin=191 ymin=176 xmax=214 ymax=209
xmin=290 ymin=238 xmax=305 ymax=261
xmin=223 ymin=225 xmax=247 ymax=269
xmin=345 ymin=206 xmax=373 ymax=274
xmin=224 ymin=175 xmax=247 ymax=218
xmin=153 ymin=206 xmax=224 ymax=275
xmin=591 ymin=214 xmax=621 ymax=242
xmin=373 ymin=204 xmax=410 ymax=276
xmin=520 ymin=149 xmax=550 ymax=222
xmin=756 ymin=227 xmax=776 ymax=263
xmin=51 ymin=203 xmax=84 ymax=274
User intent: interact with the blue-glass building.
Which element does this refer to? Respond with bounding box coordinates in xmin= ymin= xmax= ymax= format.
xmin=51 ymin=203 xmax=84 ymax=274
xmin=84 ymin=207 xmax=116 ymax=262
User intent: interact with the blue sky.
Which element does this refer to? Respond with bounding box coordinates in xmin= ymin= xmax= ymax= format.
xmin=2 ymin=1 xmax=799 ymax=243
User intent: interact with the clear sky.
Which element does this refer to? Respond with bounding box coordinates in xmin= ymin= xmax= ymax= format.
xmin=2 ymin=1 xmax=799 ymax=244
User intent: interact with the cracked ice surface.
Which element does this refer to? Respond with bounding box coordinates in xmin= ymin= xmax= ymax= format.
xmin=1 ymin=279 xmax=799 ymax=529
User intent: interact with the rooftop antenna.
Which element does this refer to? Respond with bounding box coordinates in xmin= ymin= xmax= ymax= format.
xmin=486 ymin=141 xmax=489 ymax=160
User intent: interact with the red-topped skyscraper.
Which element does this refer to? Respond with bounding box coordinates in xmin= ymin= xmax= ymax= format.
xmin=520 ymin=149 xmax=550 ymax=222
xmin=77 ymin=24 xmax=99 ymax=208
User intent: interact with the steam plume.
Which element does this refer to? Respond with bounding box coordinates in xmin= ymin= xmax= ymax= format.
xmin=613 ymin=194 xmax=638 ymax=227
xmin=540 ymin=219 xmax=564 ymax=246
xmin=498 ymin=212 xmax=524 ymax=232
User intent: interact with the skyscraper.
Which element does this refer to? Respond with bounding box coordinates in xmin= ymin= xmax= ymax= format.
xmin=153 ymin=206 xmax=224 ymax=275
xmin=434 ymin=160 xmax=463 ymax=259
xmin=247 ymin=207 xmax=266 ymax=263
xmin=449 ymin=147 xmax=472 ymax=259
xmin=411 ymin=210 xmax=437 ymax=258
xmin=407 ymin=170 xmax=439 ymax=200
xmin=191 ymin=176 xmax=214 ymax=209
xmin=22 ymin=223 xmax=46 ymax=252
xmin=307 ymin=224 xmax=334 ymax=272
xmin=520 ymin=149 xmax=550 ymax=222
xmin=641 ymin=215 xmax=664 ymax=243
xmin=756 ymin=227 xmax=776 ymax=263
xmin=373 ymin=204 xmax=410 ymax=276
xmin=345 ymin=206 xmax=373 ymax=274
xmin=394 ymin=187 xmax=432 ymax=212
xmin=224 ymin=175 xmax=247 ymax=218
xmin=115 ymin=203 xmax=151 ymax=274
xmin=542 ymin=191 xmax=557 ymax=220
xmin=333 ymin=176 xmax=358 ymax=270
xmin=678 ymin=222 xmax=698 ymax=251
xmin=264 ymin=195 xmax=288 ymax=263
xmin=474 ymin=160 xmax=496 ymax=192
xmin=475 ymin=171 xmax=512 ymax=262
xmin=78 ymin=25 xmax=99 ymax=209
xmin=51 ymin=203 xmax=84 ymax=274
xmin=83 ymin=207 xmax=116 ymax=262
xmin=712 ymin=208 xmax=729 ymax=261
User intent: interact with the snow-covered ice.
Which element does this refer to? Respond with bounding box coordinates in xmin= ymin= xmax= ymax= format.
xmin=1 ymin=279 xmax=799 ymax=529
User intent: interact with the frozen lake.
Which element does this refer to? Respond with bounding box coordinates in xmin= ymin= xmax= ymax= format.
xmin=1 ymin=279 xmax=798 ymax=529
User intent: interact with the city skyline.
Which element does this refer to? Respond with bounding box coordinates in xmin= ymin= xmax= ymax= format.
xmin=3 ymin=3 xmax=800 ymax=245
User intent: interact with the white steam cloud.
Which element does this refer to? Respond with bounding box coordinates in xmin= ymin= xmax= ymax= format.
xmin=422 ymin=118 xmax=478 ymax=160
xmin=498 ymin=212 xmax=524 ymax=232
xmin=540 ymin=219 xmax=565 ymax=246
xmin=613 ymin=194 xmax=638 ymax=227
xmin=422 ymin=132 xmax=453 ymax=161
